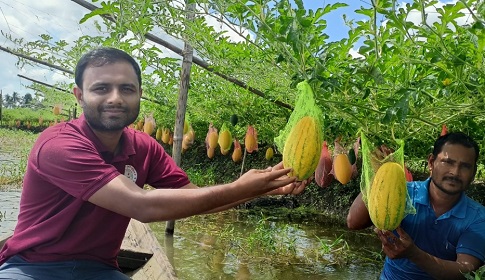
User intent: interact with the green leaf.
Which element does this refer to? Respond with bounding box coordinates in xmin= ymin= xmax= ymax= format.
xmin=79 ymin=9 xmax=109 ymax=24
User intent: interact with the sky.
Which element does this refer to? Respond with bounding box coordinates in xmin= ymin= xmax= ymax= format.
xmin=0 ymin=0 xmax=464 ymax=98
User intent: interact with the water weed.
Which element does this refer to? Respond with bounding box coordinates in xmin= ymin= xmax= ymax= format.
xmin=0 ymin=128 xmax=38 ymax=187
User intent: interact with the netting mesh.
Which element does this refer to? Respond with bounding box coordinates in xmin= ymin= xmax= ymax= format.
xmin=274 ymin=80 xmax=324 ymax=152
xmin=360 ymin=133 xmax=416 ymax=216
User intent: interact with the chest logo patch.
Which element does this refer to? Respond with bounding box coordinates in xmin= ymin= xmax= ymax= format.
xmin=124 ymin=165 xmax=138 ymax=182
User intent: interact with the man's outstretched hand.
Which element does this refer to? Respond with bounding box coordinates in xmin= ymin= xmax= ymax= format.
xmin=265 ymin=162 xmax=311 ymax=195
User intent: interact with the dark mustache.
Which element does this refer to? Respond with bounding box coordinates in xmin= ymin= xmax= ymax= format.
xmin=443 ymin=176 xmax=462 ymax=184
xmin=102 ymin=106 xmax=127 ymax=111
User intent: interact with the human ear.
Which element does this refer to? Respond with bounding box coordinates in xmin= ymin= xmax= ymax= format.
xmin=427 ymin=154 xmax=434 ymax=172
xmin=73 ymin=87 xmax=84 ymax=106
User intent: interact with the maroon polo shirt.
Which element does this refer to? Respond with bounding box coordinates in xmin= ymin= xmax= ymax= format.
xmin=0 ymin=114 xmax=190 ymax=268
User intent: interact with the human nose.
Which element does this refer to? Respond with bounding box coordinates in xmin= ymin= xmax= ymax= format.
xmin=106 ymin=88 xmax=123 ymax=104
xmin=448 ymin=164 xmax=459 ymax=176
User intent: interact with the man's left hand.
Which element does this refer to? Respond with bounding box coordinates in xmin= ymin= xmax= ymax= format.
xmin=375 ymin=226 xmax=417 ymax=259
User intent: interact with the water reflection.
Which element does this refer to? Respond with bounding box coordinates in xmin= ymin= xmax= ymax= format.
xmin=153 ymin=210 xmax=383 ymax=280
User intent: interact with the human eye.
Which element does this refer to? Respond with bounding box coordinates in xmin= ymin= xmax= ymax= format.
xmin=122 ymin=85 xmax=137 ymax=94
xmin=92 ymin=85 xmax=108 ymax=93
xmin=461 ymin=163 xmax=473 ymax=170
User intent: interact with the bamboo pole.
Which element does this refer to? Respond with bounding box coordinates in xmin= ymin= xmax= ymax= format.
xmin=165 ymin=0 xmax=196 ymax=236
xmin=70 ymin=0 xmax=293 ymax=111
xmin=17 ymin=75 xmax=74 ymax=119
xmin=18 ymin=74 xmax=71 ymax=93
xmin=0 ymin=90 xmax=2 ymax=124
xmin=0 ymin=45 xmax=73 ymax=74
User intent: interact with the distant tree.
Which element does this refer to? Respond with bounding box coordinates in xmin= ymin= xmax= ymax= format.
xmin=11 ymin=92 xmax=21 ymax=107
xmin=22 ymin=93 xmax=33 ymax=106
xmin=4 ymin=94 xmax=15 ymax=108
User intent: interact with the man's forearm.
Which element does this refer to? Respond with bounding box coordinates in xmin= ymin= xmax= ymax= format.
xmin=409 ymin=248 xmax=470 ymax=280
xmin=200 ymin=196 xmax=256 ymax=214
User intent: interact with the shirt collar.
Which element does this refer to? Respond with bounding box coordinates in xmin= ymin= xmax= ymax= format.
xmin=414 ymin=177 xmax=467 ymax=218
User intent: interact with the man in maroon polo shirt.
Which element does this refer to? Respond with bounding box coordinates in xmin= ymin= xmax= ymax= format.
xmin=0 ymin=47 xmax=307 ymax=279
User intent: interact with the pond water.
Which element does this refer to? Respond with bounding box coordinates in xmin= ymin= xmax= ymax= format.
xmin=0 ymin=191 xmax=383 ymax=279
xmin=0 ymin=191 xmax=21 ymax=238
xmin=152 ymin=210 xmax=383 ymax=280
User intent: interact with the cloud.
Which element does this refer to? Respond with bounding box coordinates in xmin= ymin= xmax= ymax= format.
xmin=202 ymin=11 xmax=251 ymax=43
xmin=0 ymin=0 xmax=102 ymax=95
xmin=349 ymin=48 xmax=364 ymax=59
xmin=401 ymin=0 xmax=475 ymax=28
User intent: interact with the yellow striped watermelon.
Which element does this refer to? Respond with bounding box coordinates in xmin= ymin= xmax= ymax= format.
xmin=282 ymin=116 xmax=322 ymax=181
xmin=368 ymin=162 xmax=407 ymax=230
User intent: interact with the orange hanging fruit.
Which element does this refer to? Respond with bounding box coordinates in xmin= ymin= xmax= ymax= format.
xmin=52 ymin=104 xmax=61 ymax=115
xmin=182 ymin=134 xmax=191 ymax=150
xmin=168 ymin=133 xmax=173 ymax=146
xmin=232 ymin=139 xmax=242 ymax=163
xmin=333 ymin=153 xmax=352 ymax=185
xmin=182 ymin=125 xmax=195 ymax=151
xmin=143 ymin=114 xmax=156 ymax=136
xmin=207 ymin=147 xmax=215 ymax=159
xmin=136 ymin=119 xmax=144 ymax=131
xmin=244 ymin=125 xmax=258 ymax=153
xmin=205 ymin=124 xmax=219 ymax=149
xmin=155 ymin=128 xmax=163 ymax=141
xmin=161 ymin=128 xmax=171 ymax=144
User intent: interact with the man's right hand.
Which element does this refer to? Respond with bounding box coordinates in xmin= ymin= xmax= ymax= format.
xmin=235 ymin=164 xmax=297 ymax=197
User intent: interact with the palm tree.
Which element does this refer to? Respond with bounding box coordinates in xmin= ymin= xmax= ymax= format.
xmin=11 ymin=92 xmax=21 ymax=107
xmin=22 ymin=93 xmax=33 ymax=107
xmin=4 ymin=94 xmax=14 ymax=108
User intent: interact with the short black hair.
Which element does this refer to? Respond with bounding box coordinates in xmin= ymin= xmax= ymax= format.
xmin=74 ymin=47 xmax=142 ymax=89
xmin=432 ymin=132 xmax=480 ymax=163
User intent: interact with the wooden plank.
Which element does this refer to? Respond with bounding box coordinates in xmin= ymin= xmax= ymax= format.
xmin=122 ymin=219 xmax=177 ymax=279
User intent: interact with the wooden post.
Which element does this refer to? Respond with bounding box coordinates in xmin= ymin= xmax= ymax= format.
xmin=0 ymin=90 xmax=2 ymax=125
xmin=165 ymin=0 xmax=196 ymax=236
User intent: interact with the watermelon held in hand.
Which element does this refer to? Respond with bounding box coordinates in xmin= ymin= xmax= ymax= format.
xmin=368 ymin=162 xmax=407 ymax=230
